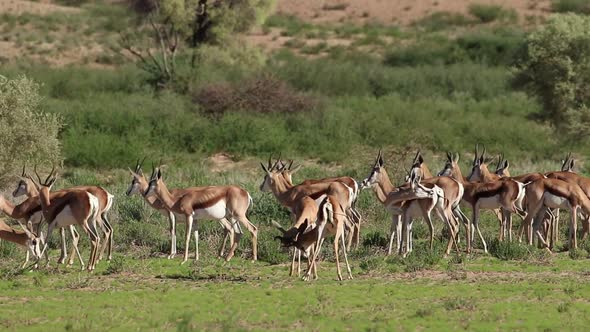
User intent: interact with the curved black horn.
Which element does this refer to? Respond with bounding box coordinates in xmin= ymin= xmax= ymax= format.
xmin=34 ymin=165 xmax=42 ymax=185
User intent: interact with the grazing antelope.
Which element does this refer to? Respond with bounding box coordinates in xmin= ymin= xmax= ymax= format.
xmin=28 ymin=167 xmax=101 ymax=271
xmin=522 ymin=177 xmax=590 ymax=250
xmin=143 ymin=166 xmax=257 ymax=263
xmin=13 ymin=166 xmax=115 ymax=264
xmin=0 ymin=217 xmax=41 ymax=268
xmin=260 ymin=159 xmax=355 ymax=276
xmin=274 ymin=181 xmax=362 ymax=281
xmin=360 ymin=150 xmax=459 ymax=256
xmin=438 ymin=152 xmax=526 ymax=253
xmin=274 ymin=159 xmax=362 ymax=251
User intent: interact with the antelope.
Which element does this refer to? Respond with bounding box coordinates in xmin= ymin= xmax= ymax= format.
xmin=28 ymin=167 xmax=101 ymax=271
xmin=260 ymin=159 xmax=355 ymax=276
xmin=273 ymin=181 xmax=365 ymax=281
xmin=360 ymin=150 xmax=460 ymax=256
xmin=0 ymin=217 xmax=41 ymax=268
xmin=126 ymin=159 xmax=232 ymax=260
xmin=143 ymin=166 xmax=257 ymax=263
xmin=438 ymin=152 xmax=526 ymax=253
xmin=13 ymin=166 xmax=115 ymax=264
xmin=274 ymin=159 xmax=361 ymax=251
xmin=522 ymin=177 xmax=590 ymax=250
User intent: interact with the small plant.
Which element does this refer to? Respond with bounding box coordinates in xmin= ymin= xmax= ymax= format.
xmin=443 ymin=297 xmax=476 ymax=311
xmin=104 ymin=255 xmax=126 ymax=275
xmin=359 ymin=257 xmax=382 ymax=272
xmin=362 ymin=231 xmax=389 ymax=248
xmin=557 ymin=302 xmax=571 ymax=313
xmin=322 ymin=3 xmax=349 ymax=11
xmin=488 ymin=239 xmax=531 ymax=260
xmin=414 ymin=308 xmax=434 ymax=318
xmin=568 ymin=248 xmax=588 ymax=260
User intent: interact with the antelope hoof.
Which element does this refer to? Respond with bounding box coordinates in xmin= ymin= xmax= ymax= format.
xmin=58 ymin=257 xmax=66 ymax=264
xmin=180 ymin=259 xmax=188 ymax=265
xmin=167 ymin=254 xmax=175 ymax=260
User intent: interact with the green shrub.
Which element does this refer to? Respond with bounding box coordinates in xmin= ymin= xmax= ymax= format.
xmin=0 ymin=75 xmax=62 ymax=185
xmin=468 ymin=4 xmax=518 ymax=23
xmin=362 ymin=231 xmax=388 ymax=248
xmin=514 ymin=14 xmax=590 ymax=140
xmin=104 ymin=255 xmax=126 ymax=275
xmin=488 ymin=239 xmax=531 ymax=260
xmin=256 ymin=228 xmax=290 ymax=264
xmin=552 ymin=0 xmax=590 ymax=14
xmin=413 ymin=11 xmax=473 ymax=30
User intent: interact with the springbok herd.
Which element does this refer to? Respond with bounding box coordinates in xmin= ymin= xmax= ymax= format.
xmin=0 ymin=146 xmax=589 ymax=281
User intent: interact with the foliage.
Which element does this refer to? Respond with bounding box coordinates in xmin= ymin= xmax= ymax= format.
xmin=513 ymin=14 xmax=590 ymax=140
xmin=0 ymin=75 xmax=62 ymax=185
xmin=413 ymin=11 xmax=473 ymax=31
xmin=551 ymin=0 xmax=590 ymax=15
xmin=193 ymin=72 xmax=318 ymax=116
xmin=468 ymin=4 xmax=518 ymax=23
xmin=488 ymin=239 xmax=531 ymax=260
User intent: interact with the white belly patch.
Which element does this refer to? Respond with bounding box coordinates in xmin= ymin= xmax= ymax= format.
xmin=54 ymin=206 xmax=79 ymax=228
xmin=193 ymin=201 xmax=227 ymax=220
xmin=478 ymin=196 xmax=501 ymax=209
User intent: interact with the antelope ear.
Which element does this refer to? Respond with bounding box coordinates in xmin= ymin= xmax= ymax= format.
xmin=454 ymin=153 xmax=460 ymax=163
xmin=16 ymin=220 xmax=34 ymax=239
xmin=502 ymin=160 xmax=510 ymax=170
xmin=378 ymin=155 xmax=385 ymax=167
xmin=418 ymin=154 xmax=424 ymax=165
xmin=297 ymin=219 xmax=309 ymax=235
xmin=156 ymin=169 xmax=162 ymax=180
xmin=569 ymin=159 xmax=575 ymax=170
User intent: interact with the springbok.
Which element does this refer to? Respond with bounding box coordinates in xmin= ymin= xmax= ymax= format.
xmin=13 ymin=166 xmax=114 ymax=264
xmin=260 ymin=159 xmax=355 ymax=276
xmin=126 ymin=159 xmax=232 ymax=260
xmin=360 ymin=150 xmax=460 ymax=256
xmin=28 ymin=167 xmax=101 ymax=271
xmin=0 ymin=217 xmax=41 ymax=268
xmin=273 ymin=159 xmax=361 ymax=250
xmin=143 ymin=166 xmax=257 ymax=263
xmin=438 ymin=152 xmax=526 ymax=253
xmin=522 ymin=177 xmax=590 ymax=250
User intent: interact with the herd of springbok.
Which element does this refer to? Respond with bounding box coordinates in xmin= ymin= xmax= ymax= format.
xmin=0 ymin=147 xmax=589 ymax=281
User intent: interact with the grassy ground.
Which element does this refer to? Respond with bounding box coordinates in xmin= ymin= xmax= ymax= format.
xmin=1 ymin=253 xmax=589 ymax=331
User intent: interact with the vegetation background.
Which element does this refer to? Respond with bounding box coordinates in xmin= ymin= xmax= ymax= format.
xmin=1 ymin=0 xmax=590 ymax=330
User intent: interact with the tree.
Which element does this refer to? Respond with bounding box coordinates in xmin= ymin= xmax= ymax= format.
xmin=121 ymin=0 xmax=276 ymax=88
xmin=0 ymin=75 xmax=62 ymax=186
xmin=513 ymin=14 xmax=590 ymax=140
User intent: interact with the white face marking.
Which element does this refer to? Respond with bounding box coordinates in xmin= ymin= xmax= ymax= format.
xmin=259 ymin=174 xmax=273 ymax=192
xmin=126 ymin=179 xmax=140 ymax=196
xmin=13 ymin=182 xmax=28 ymax=197
xmin=144 ymin=181 xmax=157 ymax=197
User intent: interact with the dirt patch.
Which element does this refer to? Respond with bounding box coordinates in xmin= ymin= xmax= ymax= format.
xmin=276 ymin=0 xmax=552 ymax=26
xmin=0 ymin=0 xmax=80 ymax=16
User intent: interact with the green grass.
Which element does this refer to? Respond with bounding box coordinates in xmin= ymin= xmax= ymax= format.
xmin=468 ymin=4 xmax=518 ymax=23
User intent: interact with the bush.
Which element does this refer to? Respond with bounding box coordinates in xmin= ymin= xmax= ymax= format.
xmin=0 ymin=75 xmax=62 ymax=185
xmin=413 ymin=11 xmax=473 ymax=31
xmin=193 ymin=73 xmax=318 ymax=116
xmin=552 ymin=0 xmax=590 ymax=14
xmin=488 ymin=239 xmax=531 ymax=260
xmin=468 ymin=4 xmax=518 ymax=23
xmin=513 ymin=14 xmax=590 ymax=139
xmin=362 ymin=231 xmax=389 ymax=248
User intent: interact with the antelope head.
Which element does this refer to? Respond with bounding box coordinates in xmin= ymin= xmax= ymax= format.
xmin=143 ymin=164 xmax=162 ymax=198
xmin=561 ymin=152 xmax=575 ymax=172
xmin=28 ymin=165 xmax=58 ymax=209
xmin=17 ymin=220 xmax=42 ymax=260
xmin=259 ymin=155 xmax=289 ymax=192
xmin=360 ymin=149 xmax=387 ymax=189
xmin=272 ymin=219 xmax=310 ymax=250
xmin=494 ymin=153 xmax=510 ymax=177
xmin=126 ymin=157 xmax=148 ymax=196
xmin=13 ymin=164 xmax=35 ymax=198
xmin=467 ymin=144 xmax=493 ymax=182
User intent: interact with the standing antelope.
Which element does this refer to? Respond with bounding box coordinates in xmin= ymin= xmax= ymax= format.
xmin=126 ymin=159 xmax=229 ymax=260
xmin=143 ymin=166 xmax=257 ymax=263
xmin=13 ymin=166 xmax=115 ymax=264
xmin=438 ymin=152 xmax=526 ymax=253
xmin=360 ymin=150 xmax=460 ymax=256
xmin=522 ymin=177 xmax=590 ymax=250
xmin=260 ymin=159 xmax=355 ymax=276
xmin=274 ymin=159 xmax=362 ymax=250
xmin=0 ymin=217 xmax=41 ymax=268
xmin=273 ymin=181 xmax=359 ymax=281
xmin=28 ymin=167 xmax=101 ymax=271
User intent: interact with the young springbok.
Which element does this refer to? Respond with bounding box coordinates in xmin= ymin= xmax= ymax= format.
xmin=0 ymin=217 xmax=41 ymax=268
